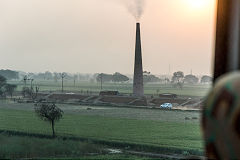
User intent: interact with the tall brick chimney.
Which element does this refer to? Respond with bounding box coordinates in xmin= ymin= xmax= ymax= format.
xmin=133 ymin=23 xmax=144 ymax=97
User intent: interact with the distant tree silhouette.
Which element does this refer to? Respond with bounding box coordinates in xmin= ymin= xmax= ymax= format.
xmin=96 ymin=73 xmax=112 ymax=83
xmin=0 ymin=75 xmax=7 ymax=97
xmin=172 ymin=71 xmax=184 ymax=89
xmin=4 ymin=84 xmax=17 ymax=98
xmin=112 ymin=72 xmax=129 ymax=83
xmin=0 ymin=75 xmax=6 ymax=88
xmin=144 ymin=75 xmax=159 ymax=83
xmin=0 ymin=75 xmax=18 ymax=98
xmin=201 ymin=75 xmax=212 ymax=84
xmin=53 ymin=72 xmax=59 ymax=82
xmin=44 ymin=71 xmax=53 ymax=80
xmin=184 ymin=74 xmax=199 ymax=84
xmin=0 ymin=70 xmax=19 ymax=80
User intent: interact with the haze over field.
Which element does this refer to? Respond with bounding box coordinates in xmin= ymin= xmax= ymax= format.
xmin=0 ymin=0 xmax=216 ymax=75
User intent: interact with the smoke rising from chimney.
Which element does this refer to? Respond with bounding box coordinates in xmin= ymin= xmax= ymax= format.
xmin=122 ymin=0 xmax=145 ymax=21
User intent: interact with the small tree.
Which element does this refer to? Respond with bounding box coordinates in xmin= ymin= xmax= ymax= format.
xmin=35 ymin=103 xmax=63 ymax=137
xmin=172 ymin=71 xmax=184 ymax=83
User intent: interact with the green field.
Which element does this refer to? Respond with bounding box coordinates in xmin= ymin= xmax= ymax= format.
xmin=0 ymin=133 xmax=146 ymax=159
xmin=0 ymin=134 xmax=104 ymax=159
xmin=0 ymin=100 xmax=204 ymax=158
xmin=9 ymin=80 xmax=211 ymax=97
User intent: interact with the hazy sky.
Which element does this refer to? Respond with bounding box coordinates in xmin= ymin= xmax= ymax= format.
xmin=0 ymin=0 xmax=216 ymax=75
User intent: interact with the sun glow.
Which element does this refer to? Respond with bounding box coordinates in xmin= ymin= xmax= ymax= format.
xmin=185 ymin=0 xmax=210 ymax=10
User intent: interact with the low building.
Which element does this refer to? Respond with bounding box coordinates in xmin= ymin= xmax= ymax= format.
xmin=159 ymin=93 xmax=177 ymax=99
xmin=99 ymin=91 xmax=119 ymax=96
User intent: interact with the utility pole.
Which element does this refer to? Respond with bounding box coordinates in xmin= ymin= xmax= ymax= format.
xmin=73 ymin=74 xmax=77 ymax=87
xmin=60 ymin=73 xmax=66 ymax=93
xmin=30 ymin=78 xmax=34 ymax=98
xmin=23 ymin=75 xmax=28 ymax=87
xmin=30 ymin=79 xmax=34 ymax=91
xmin=35 ymin=86 xmax=39 ymax=99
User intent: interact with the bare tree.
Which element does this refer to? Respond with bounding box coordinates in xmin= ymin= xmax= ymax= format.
xmin=35 ymin=103 xmax=63 ymax=137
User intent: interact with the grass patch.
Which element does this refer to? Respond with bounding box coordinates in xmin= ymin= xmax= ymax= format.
xmin=0 ymin=108 xmax=203 ymax=152
xmin=0 ymin=134 xmax=104 ymax=159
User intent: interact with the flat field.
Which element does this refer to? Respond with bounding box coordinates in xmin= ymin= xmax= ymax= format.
xmin=0 ymin=134 xmax=104 ymax=159
xmin=0 ymin=100 xmax=203 ymax=155
xmin=9 ymin=80 xmax=211 ymax=97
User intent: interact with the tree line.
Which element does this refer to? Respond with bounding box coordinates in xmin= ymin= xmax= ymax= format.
xmin=96 ymin=72 xmax=130 ymax=83
xmin=96 ymin=71 xmax=166 ymax=83
xmin=0 ymin=69 xmax=212 ymax=85
xmin=171 ymin=71 xmax=212 ymax=89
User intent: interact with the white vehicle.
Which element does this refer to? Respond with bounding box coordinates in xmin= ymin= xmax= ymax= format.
xmin=66 ymin=92 xmax=75 ymax=95
xmin=160 ymin=103 xmax=173 ymax=109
